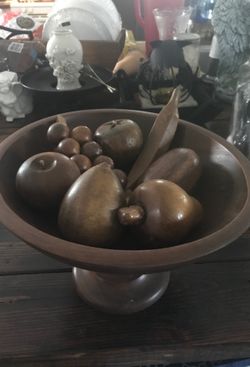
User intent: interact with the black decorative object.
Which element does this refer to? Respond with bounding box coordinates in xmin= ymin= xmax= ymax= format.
xmin=137 ymin=40 xmax=194 ymax=104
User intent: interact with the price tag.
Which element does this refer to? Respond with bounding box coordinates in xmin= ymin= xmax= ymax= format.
xmin=7 ymin=42 xmax=24 ymax=54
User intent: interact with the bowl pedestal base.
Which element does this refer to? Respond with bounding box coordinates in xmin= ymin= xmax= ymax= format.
xmin=73 ymin=268 xmax=170 ymax=314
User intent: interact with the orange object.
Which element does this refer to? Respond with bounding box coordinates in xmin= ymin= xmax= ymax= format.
xmin=113 ymin=49 xmax=145 ymax=76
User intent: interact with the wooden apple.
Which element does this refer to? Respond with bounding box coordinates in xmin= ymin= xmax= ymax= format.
xmin=94 ymin=119 xmax=143 ymax=170
xmin=16 ymin=152 xmax=80 ymax=211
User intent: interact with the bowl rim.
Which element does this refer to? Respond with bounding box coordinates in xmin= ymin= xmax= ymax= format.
xmin=1 ymin=109 xmax=250 ymax=274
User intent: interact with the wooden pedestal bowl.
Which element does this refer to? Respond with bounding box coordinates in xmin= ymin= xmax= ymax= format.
xmin=1 ymin=109 xmax=250 ymax=314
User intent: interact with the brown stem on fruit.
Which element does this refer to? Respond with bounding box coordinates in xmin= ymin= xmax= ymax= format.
xmin=38 ymin=159 xmax=45 ymax=168
xmin=110 ymin=121 xmax=117 ymax=128
xmin=118 ymin=205 xmax=145 ymax=226
xmin=33 ymin=159 xmax=56 ymax=171
xmin=109 ymin=120 xmax=123 ymax=128
xmin=124 ymin=189 xmax=133 ymax=206
xmin=56 ymin=114 xmax=67 ymax=125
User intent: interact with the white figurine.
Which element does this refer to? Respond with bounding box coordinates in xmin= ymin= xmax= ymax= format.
xmin=0 ymin=71 xmax=33 ymax=122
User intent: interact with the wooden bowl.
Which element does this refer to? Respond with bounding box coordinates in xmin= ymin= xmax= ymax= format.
xmin=1 ymin=109 xmax=250 ymax=314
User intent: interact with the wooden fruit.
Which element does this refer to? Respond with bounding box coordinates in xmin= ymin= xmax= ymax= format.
xmin=58 ymin=163 xmax=125 ymax=247
xmin=81 ymin=141 xmax=103 ymax=160
xmin=71 ymin=126 xmax=92 ymax=144
xmin=70 ymin=154 xmax=92 ymax=173
xmin=56 ymin=138 xmax=80 ymax=157
xmin=126 ymin=88 xmax=180 ymax=189
xmin=142 ymin=148 xmax=201 ymax=192
xmin=94 ymin=119 xmax=143 ymax=170
xmin=93 ymin=155 xmax=114 ymax=168
xmin=118 ymin=180 xmax=202 ymax=246
xmin=16 ymin=152 xmax=80 ymax=211
xmin=47 ymin=121 xmax=70 ymax=145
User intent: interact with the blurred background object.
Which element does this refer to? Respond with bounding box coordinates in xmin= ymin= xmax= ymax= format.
xmin=134 ymin=0 xmax=185 ymax=55
xmin=0 ymin=70 xmax=33 ymax=121
xmin=212 ymin=0 xmax=250 ymax=101
xmin=81 ymin=29 xmax=125 ymax=71
xmin=42 ymin=0 xmax=122 ymax=42
xmin=113 ymin=30 xmax=146 ymax=75
xmin=187 ymin=0 xmax=215 ymax=45
xmin=227 ymin=56 xmax=250 ymax=158
xmin=153 ymin=6 xmax=192 ymax=41
xmin=9 ymin=1 xmax=54 ymax=24
xmin=192 ymin=0 xmax=215 ymax=22
xmin=41 ymin=0 xmax=125 ymax=73
xmin=0 ymin=0 xmax=226 ymax=129
xmin=0 ymin=39 xmax=45 ymax=73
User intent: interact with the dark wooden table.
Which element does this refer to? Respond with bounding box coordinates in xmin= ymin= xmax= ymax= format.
xmin=1 ymin=117 xmax=250 ymax=367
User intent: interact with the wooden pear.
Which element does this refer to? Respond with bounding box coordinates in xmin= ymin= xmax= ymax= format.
xmin=58 ymin=163 xmax=125 ymax=247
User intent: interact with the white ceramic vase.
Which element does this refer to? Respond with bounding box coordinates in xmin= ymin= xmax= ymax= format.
xmin=46 ymin=28 xmax=83 ymax=91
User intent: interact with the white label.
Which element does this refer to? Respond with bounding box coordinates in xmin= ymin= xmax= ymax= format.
xmin=7 ymin=42 xmax=24 ymax=54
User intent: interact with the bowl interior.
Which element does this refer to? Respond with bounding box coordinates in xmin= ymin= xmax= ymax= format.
xmin=0 ymin=109 xmax=250 ymax=273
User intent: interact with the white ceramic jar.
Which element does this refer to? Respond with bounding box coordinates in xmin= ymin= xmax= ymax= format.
xmin=46 ymin=28 xmax=83 ymax=91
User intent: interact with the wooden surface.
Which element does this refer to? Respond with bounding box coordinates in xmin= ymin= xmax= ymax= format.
xmin=0 ymin=223 xmax=250 ymax=367
xmin=1 ymin=114 xmax=250 ymax=366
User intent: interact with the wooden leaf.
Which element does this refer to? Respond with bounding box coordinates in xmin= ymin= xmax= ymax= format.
xmin=126 ymin=87 xmax=180 ymax=189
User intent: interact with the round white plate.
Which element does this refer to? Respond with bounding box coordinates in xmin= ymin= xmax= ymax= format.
xmin=52 ymin=0 xmax=122 ymax=41
xmin=42 ymin=7 xmax=112 ymax=42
